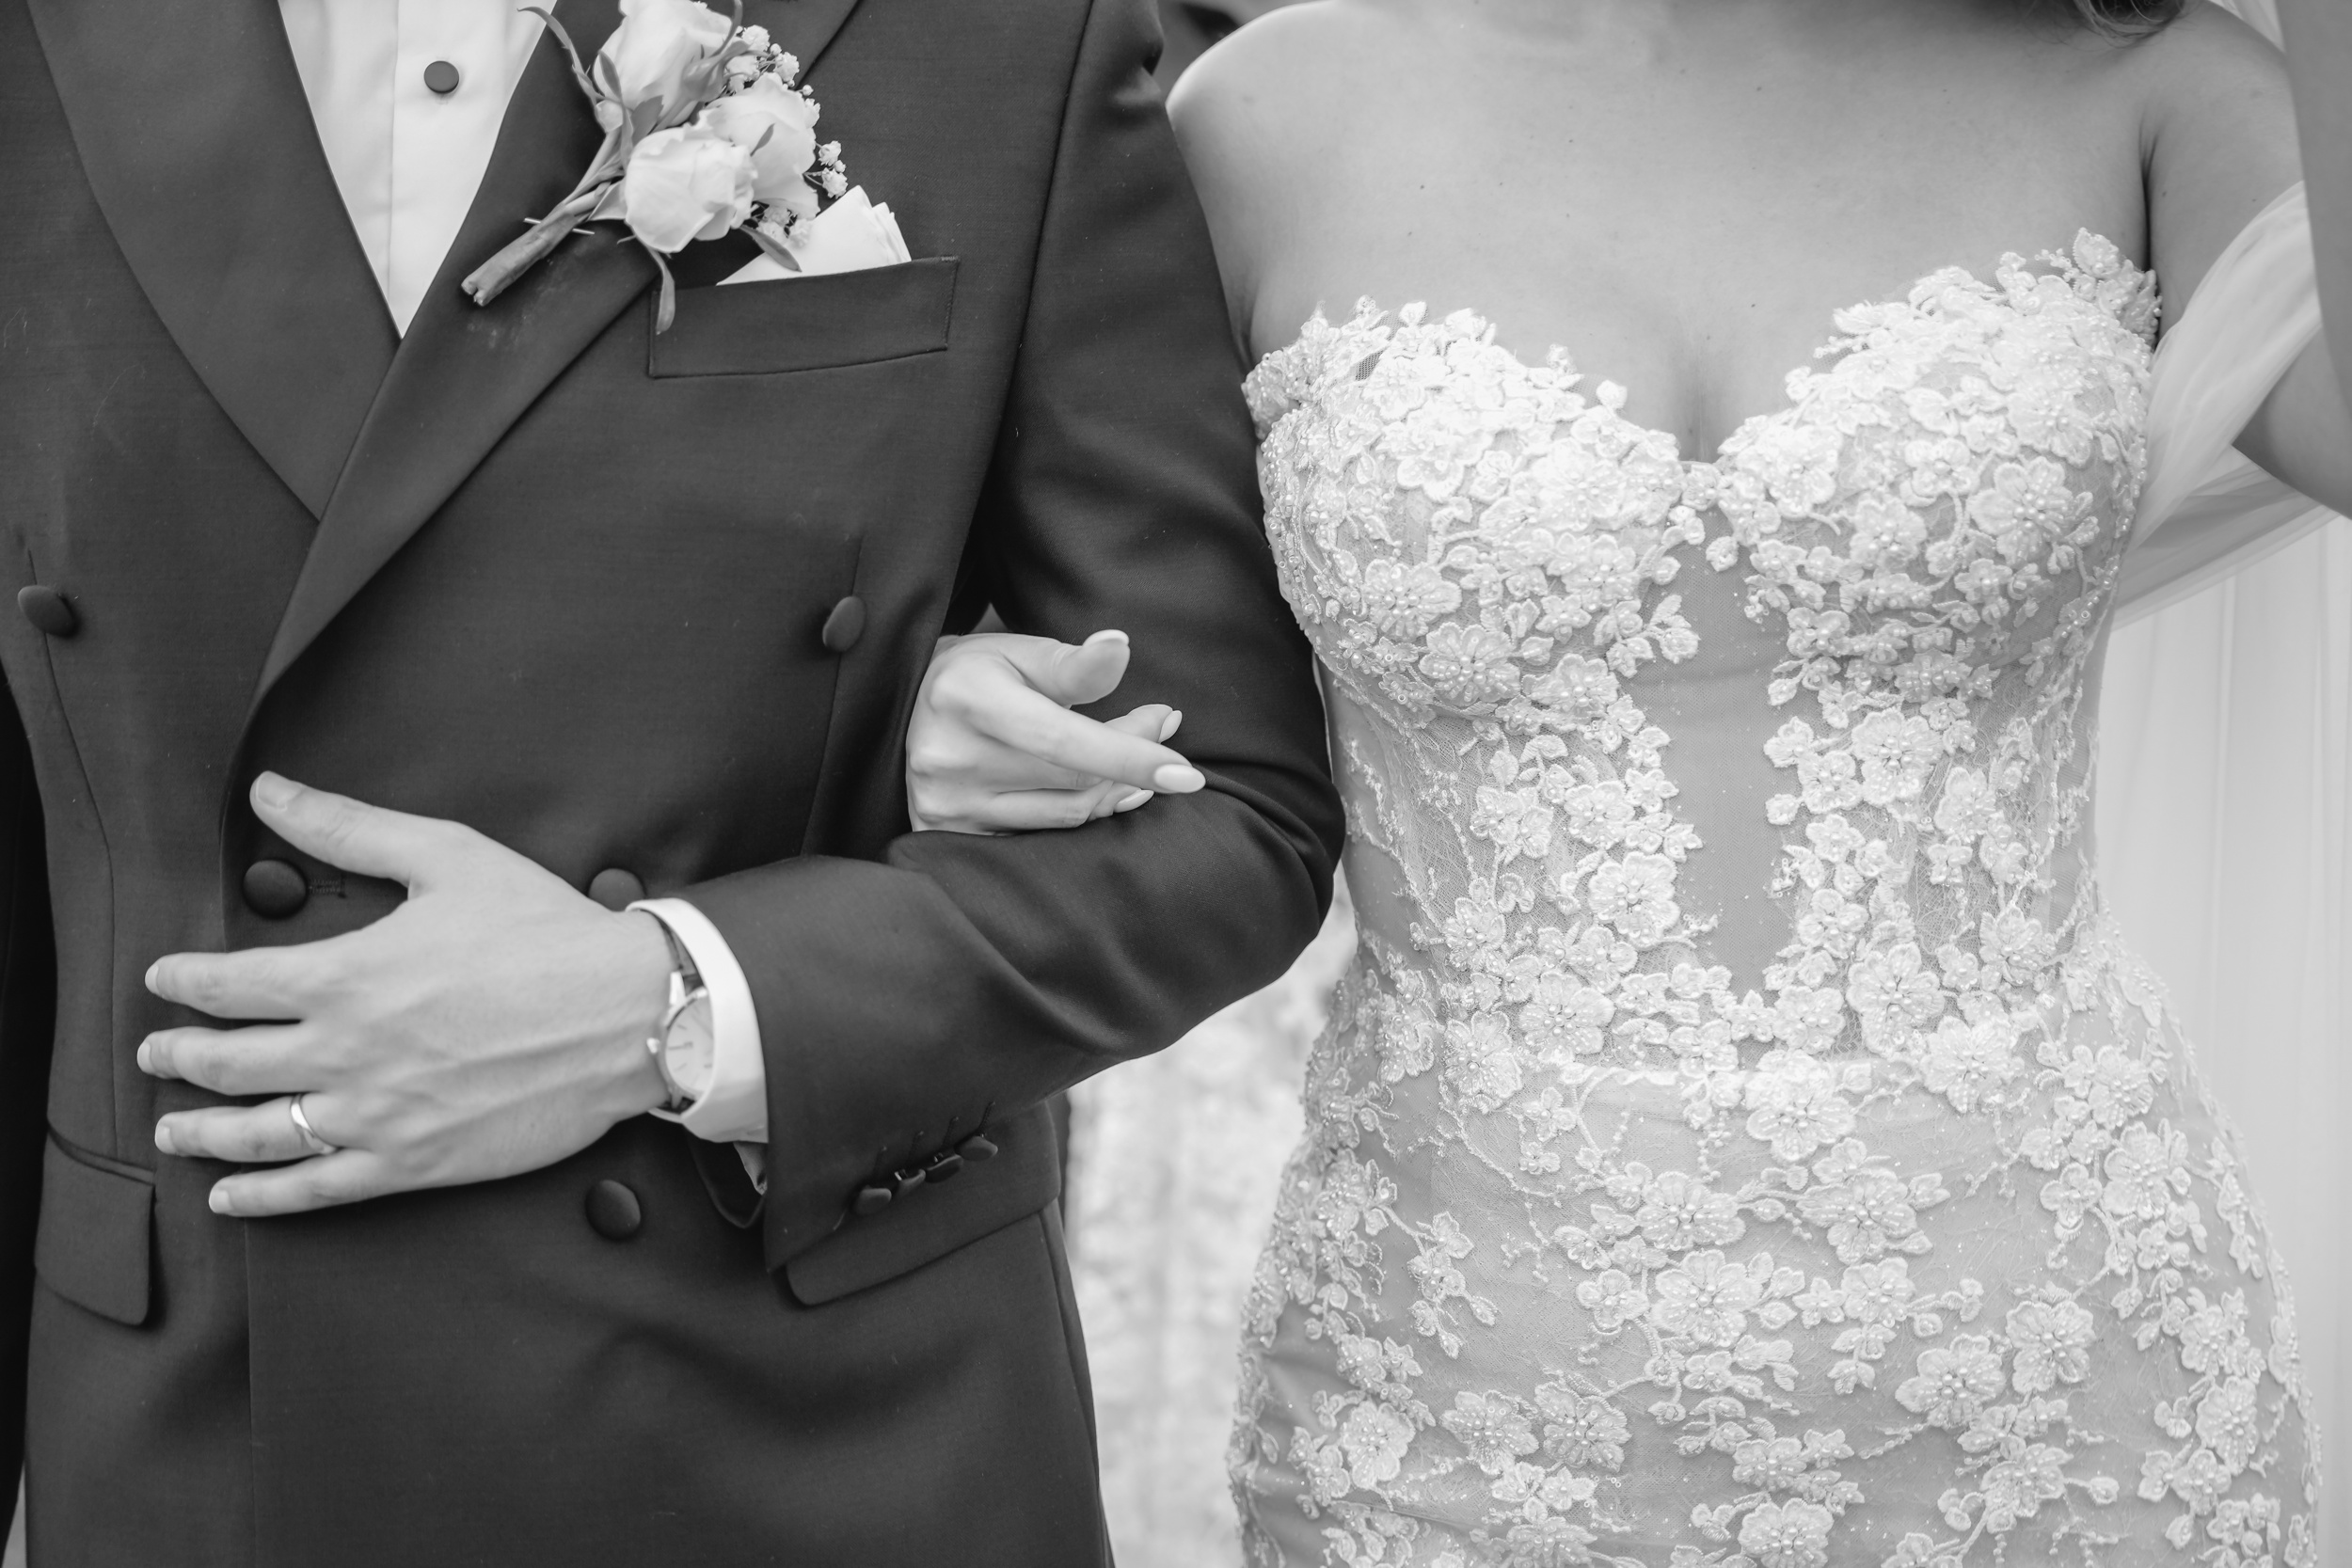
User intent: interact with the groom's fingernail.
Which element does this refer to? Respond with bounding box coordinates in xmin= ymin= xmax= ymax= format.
xmin=152 ymin=1121 xmax=174 ymax=1154
xmin=1159 ymin=709 xmax=1184 ymax=741
xmin=252 ymin=772 xmax=294 ymax=811
xmin=1152 ymin=764 xmax=1204 ymax=793
xmin=208 ymin=1186 xmax=232 ymax=1215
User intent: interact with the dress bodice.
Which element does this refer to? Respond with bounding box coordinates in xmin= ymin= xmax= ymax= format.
xmin=1232 ymin=234 xmax=2315 ymax=1568
xmin=1246 ymin=233 xmax=2159 ymax=1077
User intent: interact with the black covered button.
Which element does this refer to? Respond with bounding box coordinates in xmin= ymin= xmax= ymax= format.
xmin=584 ymin=1179 xmax=642 ymax=1240
xmin=587 ymin=867 xmax=646 ymax=911
xmin=851 ymin=1183 xmax=893 ymax=1218
xmin=922 ymin=1148 xmax=965 ymax=1184
xmin=18 ymin=586 xmax=76 ymax=639
xmin=242 ymin=859 xmax=308 ymax=919
xmin=890 ymin=1166 xmax=927 ymax=1200
xmin=422 ymin=59 xmax=462 ymax=96
xmin=819 ymin=595 xmax=866 ymax=654
xmin=959 ymin=1132 xmax=998 ymax=1163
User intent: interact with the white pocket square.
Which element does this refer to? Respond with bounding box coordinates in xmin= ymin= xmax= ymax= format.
xmin=720 ymin=187 xmax=912 ymax=286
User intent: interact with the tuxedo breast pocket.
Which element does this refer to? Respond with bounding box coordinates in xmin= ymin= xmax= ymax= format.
xmin=647 ymin=258 xmax=960 ymax=378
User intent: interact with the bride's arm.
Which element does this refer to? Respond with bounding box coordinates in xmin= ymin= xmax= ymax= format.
xmin=2145 ymin=2 xmax=2352 ymax=515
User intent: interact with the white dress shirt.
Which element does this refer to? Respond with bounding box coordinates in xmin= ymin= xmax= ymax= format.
xmin=278 ymin=0 xmax=771 ymax=1144
xmin=278 ymin=0 xmax=545 ymax=333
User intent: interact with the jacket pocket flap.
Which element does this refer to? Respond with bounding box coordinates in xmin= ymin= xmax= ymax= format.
xmin=649 ymin=258 xmax=960 ymax=378
xmin=783 ymin=1103 xmax=1058 ymax=1307
xmin=36 ymin=1133 xmax=153 ymax=1325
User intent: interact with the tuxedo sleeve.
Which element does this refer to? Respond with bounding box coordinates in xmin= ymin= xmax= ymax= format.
xmin=678 ymin=0 xmax=1343 ymax=1269
xmin=0 ymin=678 xmax=56 ymax=1536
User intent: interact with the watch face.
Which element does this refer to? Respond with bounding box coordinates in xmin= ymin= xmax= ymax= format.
xmin=664 ymin=992 xmax=719 ymax=1100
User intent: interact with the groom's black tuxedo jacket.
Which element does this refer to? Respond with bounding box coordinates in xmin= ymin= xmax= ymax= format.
xmin=0 ymin=0 xmax=1341 ymax=1560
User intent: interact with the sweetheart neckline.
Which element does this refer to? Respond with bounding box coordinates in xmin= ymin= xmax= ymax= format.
xmin=1248 ymin=230 xmax=2155 ymax=470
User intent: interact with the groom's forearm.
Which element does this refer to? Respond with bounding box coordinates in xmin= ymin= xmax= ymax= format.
xmin=685 ymin=774 xmax=1329 ymax=1264
xmin=683 ymin=0 xmax=1342 ymax=1266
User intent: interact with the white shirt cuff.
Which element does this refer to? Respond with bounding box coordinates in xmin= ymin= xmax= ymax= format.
xmin=630 ymin=897 xmax=770 ymax=1145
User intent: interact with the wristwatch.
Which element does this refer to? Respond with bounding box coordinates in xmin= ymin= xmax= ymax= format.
xmin=644 ymin=915 xmax=716 ymax=1114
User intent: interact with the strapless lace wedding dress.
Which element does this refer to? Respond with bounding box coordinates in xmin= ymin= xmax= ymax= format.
xmin=1229 ymin=236 xmax=2317 ymax=1567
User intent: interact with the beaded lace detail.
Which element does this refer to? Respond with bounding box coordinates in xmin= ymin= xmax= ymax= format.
xmin=1231 ymin=235 xmax=2316 ymax=1568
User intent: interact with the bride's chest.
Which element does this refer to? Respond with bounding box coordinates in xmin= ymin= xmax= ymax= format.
xmin=1247 ymin=56 xmax=2145 ymax=464
xmin=1250 ymin=256 xmax=2156 ymax=723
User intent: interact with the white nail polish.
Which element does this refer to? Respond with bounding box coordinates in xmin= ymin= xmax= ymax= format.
xmin=1152 ymin=764 xmax=1205 ymax=793
xmin=1159 ymin=710 xmax=1184 ymax=741
xmin=1114 ymin=789 xmax=1152 ymax=813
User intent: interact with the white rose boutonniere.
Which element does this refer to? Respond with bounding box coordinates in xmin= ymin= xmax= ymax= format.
xmin=621 ymin=125 xmax=755 ymax=252
xmin=601 ymin=0 xmax=731 ymax=113
xmin=462 ymin=0 xmax=850 ymax=330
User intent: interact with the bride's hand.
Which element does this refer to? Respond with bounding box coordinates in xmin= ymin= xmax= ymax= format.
xmin=907 ymin=628 xmax=1206 ymax=834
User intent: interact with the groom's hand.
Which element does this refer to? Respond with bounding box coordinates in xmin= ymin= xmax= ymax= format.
xmin=139 ymin=773 xmax=675 ymax=1217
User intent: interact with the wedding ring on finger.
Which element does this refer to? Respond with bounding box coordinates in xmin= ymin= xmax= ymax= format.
xmin=286 ymin=1094 xmax=339 ymax=1157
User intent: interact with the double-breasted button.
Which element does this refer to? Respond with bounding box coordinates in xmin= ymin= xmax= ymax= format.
xmin=851 ymin=1183 xmax=893 ymax=1217
xmin=587 ymin=867 xmax=645 ymax=911
xmin=584 ymin=1179 xmax=643 ymax=1240
xmin=819 ymin=595 xmax=866 ymax=654
xmin=922 ymin=1148 xmax=965 ymax=1184
xmin=422 ymin=59 xmax=462 ymax=95
xmin=17 ymin=586 xmax=76 ymax=639
xmin=889 ymin=1166 xmax=926 ymax=1200
xmin=959 ymin=1132 xmax=999 ymax=1163
xmin=243 ymin=859 xmax=308 ymax=919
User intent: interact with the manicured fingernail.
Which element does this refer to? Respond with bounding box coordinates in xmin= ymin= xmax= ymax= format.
xmin=208 ymin=1186 xmax=232 ymax=1215
xmin=1152 ymin=764 xmax=1204 ymax=793
xmin=143 ymin=961 xmax=161 ymax=993
xmin=1159 ymin=710 xmax=1184 ymax=741
xmin=1114 ymin=789 xmax=1152 ymax=813
xmin=252 ymin=772 xmax=294 ymax=811
xmin=1084 ymin=629 xmax=1129 ymax=648
xmin=152 ymin=1121 xmax=174 ymax=1154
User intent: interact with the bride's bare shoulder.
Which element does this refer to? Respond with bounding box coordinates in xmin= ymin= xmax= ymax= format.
xmin=2127 ymin=0 xmax=2292 ymax=131
xmin=1166 ymin=3 xmax=1376 ymax=206
xmin=1165 ymin=4 xmax=1380 ymax=317
xmin=2126 ymin=2 xmax=2298 ymax=300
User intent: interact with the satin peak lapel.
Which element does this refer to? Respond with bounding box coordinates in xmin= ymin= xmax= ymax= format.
xmin=253 ymin=0 xmax=631 ymax=706
xmin=25 ymin=0 xmax=399 ymax=519
xmin=251 ymin=0 xmax=866 ymax=705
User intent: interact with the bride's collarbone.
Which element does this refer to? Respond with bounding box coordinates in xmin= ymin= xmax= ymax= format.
xmin=1228 ymin=7 xmax=2149 ymax=420
xmin=1244 ymin=126 xmax=2143 ymax=454
xmin=1249 ymin=182 xmax=2142 ymax=457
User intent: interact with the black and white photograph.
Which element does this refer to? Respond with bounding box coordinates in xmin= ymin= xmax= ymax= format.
xmin=0 ymin=0 xmax=2345 ymax=1562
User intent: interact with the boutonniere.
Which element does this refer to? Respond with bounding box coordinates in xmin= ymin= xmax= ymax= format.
xmin=462 ymin=0 xmax=850 ymax=330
